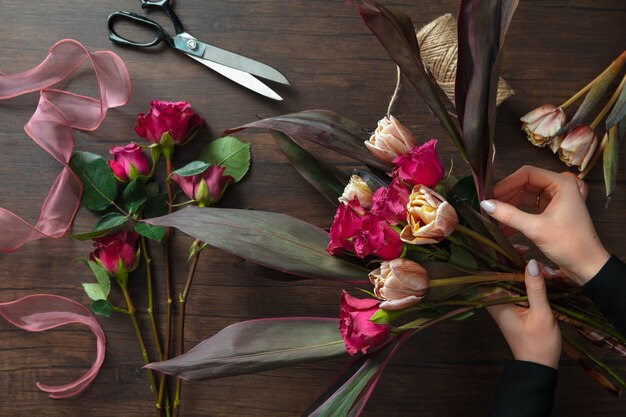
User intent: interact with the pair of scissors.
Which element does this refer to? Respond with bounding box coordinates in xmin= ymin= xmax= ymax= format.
xmin=107 ymin=0 xmax=289 ymax=101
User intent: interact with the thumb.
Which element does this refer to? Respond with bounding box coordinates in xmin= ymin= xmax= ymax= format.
xmin=480 ymin=199 xmax=537 ymax=237
xmin=524 ymin=259 xmax=551 ymax=316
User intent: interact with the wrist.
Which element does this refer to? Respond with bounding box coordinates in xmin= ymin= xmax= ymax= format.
xmin=568 ymin=245 xmax=610 ymax=285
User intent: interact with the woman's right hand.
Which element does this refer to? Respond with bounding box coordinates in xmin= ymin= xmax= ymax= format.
xmin=479 ymin=165 xmax=610 ymax=285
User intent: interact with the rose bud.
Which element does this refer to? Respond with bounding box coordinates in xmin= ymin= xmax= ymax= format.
xmin=171 ymin=165 xmax=233 ymax=207
xmin=557 ymin=125 xmax=598 ymax=171
xmin=369 ymin=258 xmax=430 ymax=311
xmin=108 ymin=142 xmax=151 ymax=182
xmin=339 ymin=175 xmax=373 ymax=209
xmin=135 ymin=100 xmax=205 ymax=148
xmin=339 ymin=290 xmax=391 ymax=355
xmin=401 ymin=185 xmax=459 ymax=245
xmin=520 ymin=104 xmax=566 ymax=147
xmin=392 ymin=139 xmax=445 ymax=188
xmin=90 ymin=231 xmax=140 ymax=278
xmin=365 ymin=115 xmax=418 ymax=162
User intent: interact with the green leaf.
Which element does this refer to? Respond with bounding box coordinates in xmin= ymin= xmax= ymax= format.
xmin=135 ymin=222 xmax=167 ymax=243
xmin=122 ymin=178 xmax=148 ymax=215
xmin=84 ymin=260 xmax=111 ymax=299
xmin=145 ymin=318 xmax=347 ymax=380
xmin=172 ymin=161 xmax=212 ymax=177
xmin=370 ymin=308 xmax=404 ymax=324
xmin=146 ymin=206 xmax=370 ymax=281
xmin=71 ymin=212 xmax=129 ymax=241
xmin=448 ymin=242 xmax=478 ymax=270
xmin=225 ymin=110 xmax=392 ymax=172
xmin=607 ymin=83 xmax=626 ymax=130
xmin=199 ymin=136 xmax=251 ymax=182
xmin=451 ymin=175 xmax=480 ymax=212
xmin=603 ymin=125 xmax=620 ymax=204
xmin=270 ymin=130 xmax=346 ymax=205
xmin=451 ymin=310 xmax=476 ymax=321
xmin=82 ymin=283 xmax=108 ymax=301
xmin=91 ymin=300 xmax=112 ymax=318
xmin=70 ymin=151 xmax=118 ymax=211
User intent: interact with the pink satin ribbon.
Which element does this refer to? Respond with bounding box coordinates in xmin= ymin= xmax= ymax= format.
xmin=0 ymin=39 xmax=131 ymax=252
xmin=0 ymin=294 xmax=106 ymax=398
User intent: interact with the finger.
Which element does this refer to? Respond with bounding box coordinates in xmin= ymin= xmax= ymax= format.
xmin=524 ymin=259 xmax=552 ymax=316
xmin=513 ymin=243 xmax=530 ymax=255
xmin=493 ymin=165 xmax=563 ymax=199
xmin=479 ymin=199 xmax=539 ymax=237
xmin=562 ymin=172 xmax=588 ymax=200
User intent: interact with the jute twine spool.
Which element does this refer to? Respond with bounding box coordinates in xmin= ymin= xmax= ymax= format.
xmin=416 ymin=13 xmax=514 ymax=107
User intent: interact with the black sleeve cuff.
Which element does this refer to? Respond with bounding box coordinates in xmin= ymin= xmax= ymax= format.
xmin=582 ymin=255 xmax=626 ymax=338
xmin=490 ymin=360 xmax=558 ymax=417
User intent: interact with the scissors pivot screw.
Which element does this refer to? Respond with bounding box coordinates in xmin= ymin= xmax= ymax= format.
xmin=186 ymin=39 xmax=198 ymax=50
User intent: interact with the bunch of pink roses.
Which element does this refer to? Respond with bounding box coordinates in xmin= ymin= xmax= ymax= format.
xmin=72 ymin=100 xmax=250 ymax=417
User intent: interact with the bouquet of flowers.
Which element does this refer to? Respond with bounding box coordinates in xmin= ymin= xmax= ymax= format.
xmin=138 ymin=0 xmax=626 ymax=415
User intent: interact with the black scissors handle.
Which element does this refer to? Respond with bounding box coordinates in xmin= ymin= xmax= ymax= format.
xmin=140 ymin=0 xmax=185 ymax=35
xmin=107 ymin=11 xmax=172 ymax=48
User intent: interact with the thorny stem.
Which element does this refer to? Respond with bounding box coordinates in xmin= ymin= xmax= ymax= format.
xmin=119 ymin=282 xmax=159 ymax=403
xmin=157 ymin=155 xmax=175 ymax=417
xmin=173 ymin=244 xmax=202 ymax=417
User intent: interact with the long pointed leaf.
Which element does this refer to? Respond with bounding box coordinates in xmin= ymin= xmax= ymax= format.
xmin=349 ymin=1 xmax=467 ymax=164
xmin=304 ymin=334 xmax=409 ymax=417
xmin=606 ymin=74 xmax=626 ymax=129
xmin=146 ymin=318 xmax=347 ymax=380
xmin=225 ymin=110 xmax=392 ymax=172
xmin=146 ymin=206 xmax=370 ymax=282
xmin=604 ymin=125 xmax=620 ymax=204
xmin=455 ymin=0 xmax=519 ymax=199
xmin=270 ymin=130 xmax=346 ymax=205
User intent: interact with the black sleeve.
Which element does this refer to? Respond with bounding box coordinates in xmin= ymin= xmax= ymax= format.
xmin=489 ymin=360 xmax=558 ymax=417
xmin=582 ymin=255 xmax=626 ymax=337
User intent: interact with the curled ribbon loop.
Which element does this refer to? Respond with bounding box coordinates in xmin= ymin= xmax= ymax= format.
xmin=0 ymin=39 xmax=131 ymax=252
xmin=0 ymin=294 xmax=106 ymax=398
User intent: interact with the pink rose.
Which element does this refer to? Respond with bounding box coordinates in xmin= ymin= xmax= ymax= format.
xmin=135 ymin=100 xmax=205 ymax=146
xmin=327 ymin=200 xmax=365 ymax=255
xmin=370 ymin=177 xmax=411 ymax=225
xmin=392 ymin=139 xmax=445 ymax=188
xmin=339 ymin=291 xmax=391 ymax=355
xmin=108 ymin=142 xmax=151 ymax=181
xmin=90 ymin=231 xmax=139 ymax=277
xmin=353 ymin=214 xmax=403 ymax=260
xmin=171 ymin=165 xmax=233 ymax=207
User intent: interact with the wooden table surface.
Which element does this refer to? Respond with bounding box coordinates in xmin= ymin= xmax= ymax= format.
xmin=1 ymin=1 xmax=625 ymax=416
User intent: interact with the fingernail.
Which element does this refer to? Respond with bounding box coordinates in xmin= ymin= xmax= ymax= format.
xmin=513 ymin=244 xmax=530 ymax=252
xmin=528 ymin=259 xmax=540 ymax=277
xmin=480 ymin=200 xmax=497 ymax=213
xmin=544 ymin=266 xmax=557 ymax=276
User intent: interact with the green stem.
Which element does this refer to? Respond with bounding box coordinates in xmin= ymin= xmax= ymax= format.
xmin=119 ymin=282 xmax=159 ymax=402
xmin=111 ymin=306 xmax=130 ymax=315
xmin=456 ymin=224 xmax=517 ymax=264
xmin=429 ymin=272 xmax=524 ymax=287
xmin=445 ymin=235 xmax=517 ymax=272
xmin=173 ymin=243 xmax=202 ymax=417
xmin=141 ymin=237 xmax=164 ymax=361
xmin=552 ymin=303 xmax=624 ymax=342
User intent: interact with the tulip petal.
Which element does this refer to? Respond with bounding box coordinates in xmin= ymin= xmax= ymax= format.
xmin=0 ymin=294 xmax=105 ymax=398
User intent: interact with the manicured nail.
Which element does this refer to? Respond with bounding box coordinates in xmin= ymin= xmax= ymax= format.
xmin=528 ymin=259 xmax=540 ymax=277
xmin=480 ymin=200 xmax=497 ymax=213
xmin=513 ymin=244 xmax=530 ymax=253
xmin=544 ymin=266 xmax=557 ymax=276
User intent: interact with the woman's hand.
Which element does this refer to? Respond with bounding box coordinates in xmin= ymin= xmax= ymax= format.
xmin=487 ymin=259 xmax=562 ymax=369
xmin=480 ymin=165 xmax=610 ymax=285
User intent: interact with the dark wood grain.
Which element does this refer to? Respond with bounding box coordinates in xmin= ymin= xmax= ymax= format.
xmin=0 ymin=0 xmax=625 ymax=416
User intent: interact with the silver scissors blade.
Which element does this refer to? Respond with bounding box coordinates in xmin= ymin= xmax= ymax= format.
xmin=172 ymin=34 xmax=289 ymax=85
xmin=185 ymin=53 xmax=283 ymax=101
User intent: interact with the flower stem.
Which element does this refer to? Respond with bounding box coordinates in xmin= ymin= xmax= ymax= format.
xmin=429 ymin=272 xmax=524 ymax=287
xmin=119 ymin=282 xmax=159 ymax=403
xmin=589 ymin=72 xmax=626 ymax=130
xmin=173 ymin=243 xmax=202 ymax=417
xmin=456 ymin=224 xmax=518 ymax=264
xmin=141 ymin=237 xmax=165 ymax=362
xmin=445 ymin=235 xmax=517 ymax=272
xmin=551 ymin=302 xmax=624 ymax=342
xmin=578 ymin=130 xmax=609 ymax=180
xmin=562 ymin=332 xmax=626 ymax=388
xmin=157 ymin=155 xmax=175 ymax=417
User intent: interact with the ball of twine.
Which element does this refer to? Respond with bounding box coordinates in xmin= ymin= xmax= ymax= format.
xmin=416 ymin=13 xmax=514 ymax=106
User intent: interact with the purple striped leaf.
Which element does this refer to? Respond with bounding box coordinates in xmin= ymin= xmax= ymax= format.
xmin=146 ymin=318 xmax=347 ymax=380
xmin=146 ymin=206 xmax=370 ymax=282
